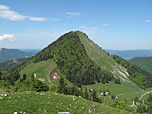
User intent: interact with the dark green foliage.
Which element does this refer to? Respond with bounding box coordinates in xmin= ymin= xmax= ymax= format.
xmin=58 ymin=77 xmax=79 ymax=96
xmin=111 ymin=95 xmax=116 ymax=100
xmin=113 ymin=55 xmax=152 ymax=89
xmin=113 ymin=101 xmax=128 ymax=110
xmin=147 ymin=94 xmax=152 ymax=103
xmin=59 ymin=77 xmax=64 ymax=86
xmin=91 ymin=89 xmax=98 ymax=102
xmin=125 ymin=99 xmax=127 ymax=103
xmin=114 ymin=78 xmax=121 ymax=84
xmin=137 ymin=105 xmax=147 ymax=113
xmin=0 ymin=70 xmax=19 ymax=87
xmin=9 ymin=70 xmax=20 ymax=82
xmin=0 ymin=71 xmax=13 ymax=87
xmin=13 ymin=76 xmax=49 ymax=92
xmin=58 ymin=77 xmax=66 ymax=93
xmin=58 ymin=78 xmax=101 ymax=103
xmin=145 ymin=95 xmax=152 ymax=114
xmin=0 ymin=70 xmax=20 ymax=87
xmin=146 ymin=93 xmax=152 ymax=112
xmin=20 ymin=74 xmax=27 ymax=82
xmin=31 ymin=74 xmax=35 ymax=81
xmin=23 ymin=74 xmax=27 ymax=81
xmin=147 ymin=104 xmax=152 ymax=114
xmin=30 ymin=79 xmax=49 ymax=92
xmin=134 ymin=96 xmax=138 ymax=103
xmin=33 ymin=31 xmax=113 ymax=86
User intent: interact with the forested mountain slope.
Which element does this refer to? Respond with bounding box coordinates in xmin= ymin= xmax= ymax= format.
xmin=1 ymin=31 xmax=151 ymax=90
xmin=19 ymin=31 xmax=113 ymax=86
xmin=130 ymin=57 xmax=152 ymax=73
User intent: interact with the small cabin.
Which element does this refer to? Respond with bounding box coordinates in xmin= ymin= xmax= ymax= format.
xmin=100 ymin=93 xmax=104 ymax=96
xmin=105 ymin=92 xmax=109 ymax=96
xmin=38 ymin=78 xmax=46 ymax=81
xmin=116 ymin=96 xmax=119 ymax=99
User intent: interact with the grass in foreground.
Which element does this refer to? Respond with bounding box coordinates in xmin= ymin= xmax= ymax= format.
xmin=0 ymin=91 xmax=131 ymax=114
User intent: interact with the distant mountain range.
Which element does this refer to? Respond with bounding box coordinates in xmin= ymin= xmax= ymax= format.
xmin=106 ymin=49 xmax=152 ymax=60
xmin=0 ymin=48 xmax=35 ymax=63
xmin=20 ymin=49 xmax=41 ymax=54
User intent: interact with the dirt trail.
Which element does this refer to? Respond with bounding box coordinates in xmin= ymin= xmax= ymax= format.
xmin=139 ymin=90 xmax=152 ymax=100
xmin=116 ymin=89 xmax=152 ymax=101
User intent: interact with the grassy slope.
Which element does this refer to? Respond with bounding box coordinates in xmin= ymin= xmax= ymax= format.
xmin=19 ymin=59 xmax=59 ymax=85
xmin=20 ymin=59 xmax=56 ymax=78
xmin=78 ymin=31 xmax=130 ymax=81
xmin=19 ymin=59 xmax=71 ymax=85
xmin=77 ymin=31 xmax=148 ymax=103
xmin=0 ymin=91 xmax=131 ymax=114
xmin=129 ymin=57 xmax=152 ymax=73
xmin=83 ymin=82 xmax=150 ymax=105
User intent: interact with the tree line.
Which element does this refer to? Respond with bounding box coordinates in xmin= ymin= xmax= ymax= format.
xmin=58 ymin=77 xmax=103 ymax=103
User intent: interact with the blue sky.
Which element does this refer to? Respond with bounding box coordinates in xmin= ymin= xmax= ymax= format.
xmin=0 ymin=0 xmax=152 ymax=50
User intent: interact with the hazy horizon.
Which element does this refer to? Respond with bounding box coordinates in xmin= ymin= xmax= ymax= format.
xmin=1 ymin=47 xmax=152 ymax=51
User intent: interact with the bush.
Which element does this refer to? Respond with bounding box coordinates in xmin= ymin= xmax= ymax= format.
xmin=30 ymin=80 xmax=49 ymax=92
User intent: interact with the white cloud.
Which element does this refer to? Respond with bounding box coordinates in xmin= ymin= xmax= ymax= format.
xmin=50 ymin=18 xmax=60 ymax=21
xmin=79 ymin=26 xmax=97 ymax=30
xmin=145 ymin=20 xmax=151 ymax=23
xmin=0 ymin=4 xmax=47 ymax=21
xmin=0 ymin=10 xmax=27 ymax=21
xmin=102 ymin=24 xmax=110 ymax=26
xmin=0 ymin=5 xmax=9 ymax=10
xmin=0 ymin=34 xmax=15 ymax=41
xmin=29 ymin=17 xmax=47 ymax=21
xmin=66 ymin=12 xmax=81 ymax=17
